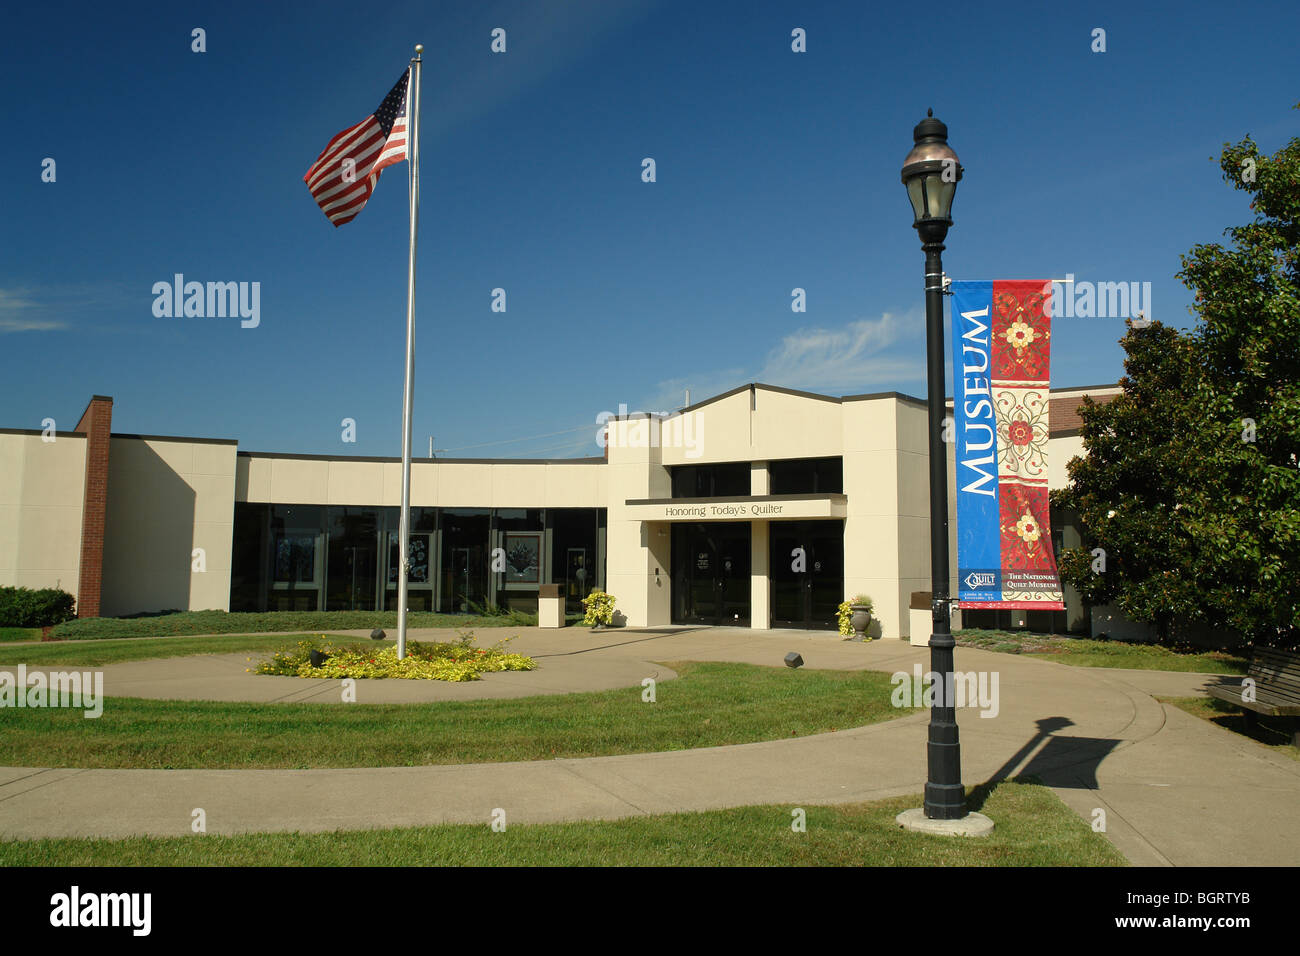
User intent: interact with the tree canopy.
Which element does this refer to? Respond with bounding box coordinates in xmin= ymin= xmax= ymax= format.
xmin=1053 ymin=107 xmax=1300 ymax=647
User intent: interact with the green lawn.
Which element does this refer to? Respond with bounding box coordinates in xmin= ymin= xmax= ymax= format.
xmin=1159 ymin=695 xmax=1300 ymax=760
xmin=0 ymin=633 xmax=326 ymax=667
xmin=0 ymin=661 xmax=914 ymax=769
xmin=48 ymin=608 xmax=539 ymax=640
xmin=0 ymin=780 xmax=1125 ymax=867
xmin=0 ymin=627 xmax=42 ymax=643
xmin=956 ymin=629 xmax=1248 ymax=674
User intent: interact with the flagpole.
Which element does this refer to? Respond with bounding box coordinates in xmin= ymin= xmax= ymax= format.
xmin=397 ymin=44 xmax=422 ymax=660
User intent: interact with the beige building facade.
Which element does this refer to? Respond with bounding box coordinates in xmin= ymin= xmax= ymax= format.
xmin=0 ymin=384 xmax=1118 ymax=636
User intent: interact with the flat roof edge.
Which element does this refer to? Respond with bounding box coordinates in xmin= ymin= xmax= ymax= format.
xmin=113 ymin=433 xmax=240 ymax=446
xmin=842 ymin=390 xmax=927 ymax=407
xmin=237 ymin=451 xmax=606 ymax=465
xmin=0 ymin=428 xmax=87 ymax=438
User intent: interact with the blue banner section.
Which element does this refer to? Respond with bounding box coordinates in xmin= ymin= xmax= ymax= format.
xmin=950 ymin=281 xmax=1003 ymax=605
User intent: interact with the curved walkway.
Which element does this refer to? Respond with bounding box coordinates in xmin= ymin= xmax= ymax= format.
xmin=2 ymin=626 xmax=1297 ymax=866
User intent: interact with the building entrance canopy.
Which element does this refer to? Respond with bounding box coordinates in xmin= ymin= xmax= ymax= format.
xmin=623 ymin=494 xmax=847 ymax=523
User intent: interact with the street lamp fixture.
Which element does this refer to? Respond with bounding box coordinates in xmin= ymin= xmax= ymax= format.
xmin=901 ymin=109 xmax=972 ymax=824
xmin=901 ymin=109 xmax=962 ymax=245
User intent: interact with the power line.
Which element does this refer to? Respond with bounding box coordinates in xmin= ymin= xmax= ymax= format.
xmin=438 ymin=422 xmax=596 ymax=452
xmin=505 ymin=436 xmax=603 ymax=458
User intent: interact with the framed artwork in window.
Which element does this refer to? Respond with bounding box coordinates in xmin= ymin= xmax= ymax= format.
xmin=503 ymin=532 xmax=541 ymax=584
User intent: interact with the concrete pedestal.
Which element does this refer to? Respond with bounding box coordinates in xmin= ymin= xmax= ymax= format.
xmin=895 ymin=808 xmax=994 ymax=837
xmin=538 ymin=584 xmax=563 ymax=629
xmin=909 ymin=607 xmax=931 ymax=646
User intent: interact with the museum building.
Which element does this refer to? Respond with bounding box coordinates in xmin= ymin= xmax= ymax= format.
xmin=0 ymin=383 xmax=1119 ymax=639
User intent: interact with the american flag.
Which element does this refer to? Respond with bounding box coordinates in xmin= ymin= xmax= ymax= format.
xmin=304 ymin=70 xmax=410 ymax=227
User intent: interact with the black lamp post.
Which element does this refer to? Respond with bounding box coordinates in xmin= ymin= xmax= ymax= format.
xmin=902 ymin=109 xmax=966 ymax=820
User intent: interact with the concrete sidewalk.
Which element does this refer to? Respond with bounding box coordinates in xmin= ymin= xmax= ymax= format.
xmin=1 ymin=627 xmax=1296 ymax=866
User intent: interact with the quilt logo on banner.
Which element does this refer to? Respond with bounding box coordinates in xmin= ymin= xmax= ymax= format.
xmin=950 ymin=280 xmax=1065 ymax=610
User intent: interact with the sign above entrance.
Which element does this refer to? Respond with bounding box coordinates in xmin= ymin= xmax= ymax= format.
xmin=624 ymin=494 xmax=847 ymax=523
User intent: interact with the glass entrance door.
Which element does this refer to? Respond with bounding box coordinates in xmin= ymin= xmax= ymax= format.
xmin=565 ymin=547 xmax=589 ymax=615
xmin=671 ymin=523 xmax=751 ymax=625
xmin=769 ymin=520 xmax=844 ymax=629
xmin=443 ymin=546 xmax=485 ymax=614
xmin=327 ymin=509 xmax=378 ymax=611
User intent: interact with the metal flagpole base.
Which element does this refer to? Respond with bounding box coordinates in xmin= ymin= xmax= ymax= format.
xmin=895 ymin=808 xmax=994 ymax=837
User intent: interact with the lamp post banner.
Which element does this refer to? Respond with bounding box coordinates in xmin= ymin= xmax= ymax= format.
xmin=950 ymin=279 xmax=1065 ymax=610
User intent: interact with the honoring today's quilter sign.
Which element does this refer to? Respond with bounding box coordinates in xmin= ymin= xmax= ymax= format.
xmin=950 ymin=280 xmax=1065 ymax=610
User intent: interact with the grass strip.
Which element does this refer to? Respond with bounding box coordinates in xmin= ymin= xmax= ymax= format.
xmin=49 ymin=609 xmax=539 ymax=641
xmin=955 ymin=629 xmax=1247 ymax=674
xmin=0 ymin=661 xmax=914 ymax=769
xmin=0 ymin=634 xmax=326 ymax=667
xmin=0 ymin=780 xmax=1125 ymax=866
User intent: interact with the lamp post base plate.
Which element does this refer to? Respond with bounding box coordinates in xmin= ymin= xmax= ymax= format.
xmin=895 ymin=808 xmax=994 ymax=837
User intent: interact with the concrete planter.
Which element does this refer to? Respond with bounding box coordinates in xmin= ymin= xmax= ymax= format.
xmin=850 ymin=606 xmax=873 ymax=640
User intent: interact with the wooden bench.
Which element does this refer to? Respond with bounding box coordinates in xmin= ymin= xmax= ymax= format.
xmin=1208 ymin=646 xmax=1300 ymax=746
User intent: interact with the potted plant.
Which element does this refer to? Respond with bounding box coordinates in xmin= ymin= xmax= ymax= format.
xmin=581 ymin=589 xmax=616 ymax=630
xmin=840 ymin=594 xmax=874 ymax=640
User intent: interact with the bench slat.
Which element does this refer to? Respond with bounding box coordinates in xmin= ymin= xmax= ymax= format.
xmin=1210 ymin=647 xmax=1300 ymax=718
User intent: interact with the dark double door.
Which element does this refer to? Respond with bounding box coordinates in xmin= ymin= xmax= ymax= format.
xmin=770 ymin=520 xmax=844 ymax=629
xmin=672 ymin=523 xmax=751 ymax=626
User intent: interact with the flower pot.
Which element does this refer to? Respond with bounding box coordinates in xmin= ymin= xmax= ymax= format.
xmin=850 ymin=607 xmax=872 ymax=640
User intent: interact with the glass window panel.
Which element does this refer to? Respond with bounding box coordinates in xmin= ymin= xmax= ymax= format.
xmin=670 ymin=464 xmax=751 ymax=498
xmin=230 ymin=503 xmax=268 ymax=612
xmin=769 ymin=457 xmax=843 ymax=495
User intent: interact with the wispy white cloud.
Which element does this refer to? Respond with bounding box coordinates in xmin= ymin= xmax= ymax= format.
xmin=0 ymin=317 xmax=69 ymax=332
xmin=0 ymin=282 xmax=140 ymax=333
xmin=620 ymin=311 xmax=925 ymax=423
xmin=0 ymin=288 xmax=68 ymax=332
xmin=473 ymin=312 xmax=928 ymax=459
xmin=756 ymin=312 xmax=921 ymax=391
xmin=0 ymin=289 xmax=37 ymax=312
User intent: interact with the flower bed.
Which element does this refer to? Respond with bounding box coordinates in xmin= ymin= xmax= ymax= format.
xmin=251 ymin=632 xmax=535 ymax=682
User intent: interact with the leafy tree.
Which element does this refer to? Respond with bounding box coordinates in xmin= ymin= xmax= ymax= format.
xmin=1054 ymin=108 xmax=1300 ymax=647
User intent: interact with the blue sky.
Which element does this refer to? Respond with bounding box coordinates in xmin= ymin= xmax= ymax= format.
xmin=2 ymin=0 xmax=1297 ymax=458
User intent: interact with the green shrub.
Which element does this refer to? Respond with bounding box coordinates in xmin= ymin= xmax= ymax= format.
xmin=0 ymin=587 xmax=76 ymax=628
xmin=581 ymin=589 xmax=616 ymax=626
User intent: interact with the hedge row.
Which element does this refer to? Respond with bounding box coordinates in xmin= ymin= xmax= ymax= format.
xmin=0 ymin=587 xmax=77 ymax=628
xmin=48 ymin=608 xmax=538 ymax=641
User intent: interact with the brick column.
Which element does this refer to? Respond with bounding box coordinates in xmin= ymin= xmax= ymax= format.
xmin=74 ymin=396 xmax=113 ymax=618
